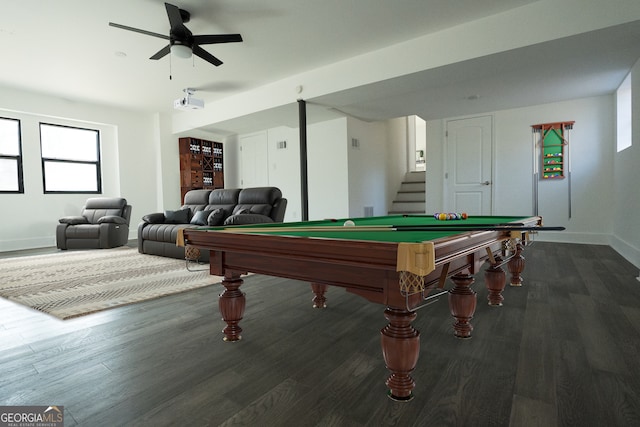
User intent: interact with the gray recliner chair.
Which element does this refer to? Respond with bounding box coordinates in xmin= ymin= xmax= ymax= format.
xmin=56 ymin=197 xmax=132 ymax=250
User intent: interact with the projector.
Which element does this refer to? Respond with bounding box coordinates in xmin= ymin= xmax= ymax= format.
xmin=174 ymin=96 xmax=204 ymax=110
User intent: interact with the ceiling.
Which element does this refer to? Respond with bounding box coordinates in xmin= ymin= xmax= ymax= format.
xmin=1 ymin=1 xmax=639 ymax=135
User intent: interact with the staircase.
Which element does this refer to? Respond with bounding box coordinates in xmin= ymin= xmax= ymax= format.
xmin=389 ymin=171 xmax=426 ymax=214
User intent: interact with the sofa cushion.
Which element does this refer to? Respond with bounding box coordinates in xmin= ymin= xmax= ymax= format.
xmin=238 ymin=187 xmax=282 ymax=205
xmin=64 ymin=224 xmax=101 ymax=239
xmin=180 ymin=190 xmax=212 ymax=217
xmin=232 ymin=204 xmax=272 ymax=217
xmin=202 ymin=189 xmax=241 ymax=221
xmin=190 ymin=209 xmax=213 ymax=226
xmin=183 ymin=189 xmax=212 ymax=205
xmin=232 ymin=187 xmax=283 ymax=218
xmin=224 ymin=213 xmax=275 ymax=226
xmin=207 ymin=208 xmax=226 ymax=226
xmin=140 ymin=223 xmax=199 ymax=243
xmin=164 ymin=209 xmax=190 ymax=224
xmin=208 ymin=188 xmax=241 ymax=205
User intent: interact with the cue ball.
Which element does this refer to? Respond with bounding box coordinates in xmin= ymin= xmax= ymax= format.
xmin=343 ymin=220 xmax=355 ymax=227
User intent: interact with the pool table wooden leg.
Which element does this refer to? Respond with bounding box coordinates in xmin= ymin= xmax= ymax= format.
xmin=310 ymin=283 xmax=328 ymax=308
xmin=219 ymin=272 xmax=245 ymax=342
xmin=380 ymin=308 xmax=420 ymax=401
xmin=508 ymin=241 xmax=526 ymax=286
xmin=448 ymin=273 xmax=477 ymax=338
xmin=485 ymin=256 xmax=506 ymax=306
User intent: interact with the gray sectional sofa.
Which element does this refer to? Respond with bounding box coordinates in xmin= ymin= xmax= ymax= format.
xmin=138 ymin=187 xmax=287 ymax=261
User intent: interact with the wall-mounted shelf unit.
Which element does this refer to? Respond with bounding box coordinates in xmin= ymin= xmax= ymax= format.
xmin=179 ymin=137 xmax=224 ymax=202
xmin=531 ymin=121 xmax=574 ymax=179
xmin=531 ymin=120 xmax=575 ymax=218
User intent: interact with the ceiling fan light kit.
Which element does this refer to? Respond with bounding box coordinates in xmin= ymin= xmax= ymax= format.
xmin=109 ymin=2 xmax=242 ymax=67
xmin=171 ymin=43 xmax=192 ymax=59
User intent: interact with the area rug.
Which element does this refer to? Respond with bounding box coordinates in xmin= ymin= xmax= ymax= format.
xmin=0 ymin=247 xmax=220 ymax=319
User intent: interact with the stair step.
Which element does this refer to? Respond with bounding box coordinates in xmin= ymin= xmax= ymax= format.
xmin=390 ymin=201 xmax=425 ymax=212
xmin=389 ymin=171 xmax=427 ymax=214
xmin=398 ymin=182 xmax=425 ymax=192
xmin=403 ymin=171 xmax=426 ymax=183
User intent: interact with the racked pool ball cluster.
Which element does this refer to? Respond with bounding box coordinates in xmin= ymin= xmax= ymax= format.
xmin=434 ymin=212 xmax=468 ymax=220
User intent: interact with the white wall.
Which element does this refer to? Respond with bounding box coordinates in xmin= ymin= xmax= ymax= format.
xmin=237 ymin=127 xmax=302 ymax=222
xmin=495 ymin=96 xmax=615 ymax=244
xmin=306 ymin=118 xmax=350 ymax=219
xmin=233 ymin=116 xmax=405 ymax=222
xmin=425 ymin=120 xmax=444 ymax=212
xmin=239 ymin=131 xmax=270 ymax=188
xmin=385 ymin=117 xmax=411 ymax=212
xmin=233 ymin=119 xmax=350 ymax=221
xmin=612 ymin=59 xmax=640 ymax=268
xmin=266 ymin=126 xmax=301 ymax=221
xmin=0 ymin=86 xmax=165 ymax=251
xmin=222 ymin=134 xmax=240 ymax=189
xmin=426 ymin=95 xmax=617 ymax=246
xmin=346 ymin=117 xmax=388 ymax=217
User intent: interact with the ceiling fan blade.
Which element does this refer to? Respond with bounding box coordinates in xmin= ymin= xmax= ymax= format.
xmin=165 ymin=3 xmax=189 ymax=38
xmin=108 ymin=22 xmax=169 ymax=40
xmin=193 ymin=45 xmax=223 ymax=66
xmin=150 ymin=45 xmax=171 ymax=60
xmin=193 ymin=34 xmax=243 ymax=45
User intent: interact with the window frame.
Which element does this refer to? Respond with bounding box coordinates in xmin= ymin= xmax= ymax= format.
xmin=39 ymin=122 xmax=102 ymax=194
xmin=0 ymin=117 xmax=24 ymax=194
xmin=616 ymin=72 xmax=632 ymax=153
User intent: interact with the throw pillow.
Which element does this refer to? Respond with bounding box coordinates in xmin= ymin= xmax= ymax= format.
xmin=164 ymin=209 xmax=190 ymax=224
xmin=190 ymin=209 xmax=213 ymax=226
xmin=207 ymin=208 xmax=225 ymax=226
xmin=142 ymin=213 xmax=165 ymax=224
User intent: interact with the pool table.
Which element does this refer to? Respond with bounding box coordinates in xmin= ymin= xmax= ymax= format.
xmin=180 ymin=214 xmax=542 ymax=400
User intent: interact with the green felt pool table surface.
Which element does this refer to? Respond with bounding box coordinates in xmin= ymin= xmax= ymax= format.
xmin=208 ymin=214 xmax=534 ymax=242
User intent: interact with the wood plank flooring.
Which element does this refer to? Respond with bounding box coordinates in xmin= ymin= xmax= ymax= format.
xmin=1 ymin=242 xmax=640 ymax=426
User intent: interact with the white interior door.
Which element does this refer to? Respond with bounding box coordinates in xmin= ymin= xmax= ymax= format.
xmin=446 ymin=116 xmax=493 ymax=215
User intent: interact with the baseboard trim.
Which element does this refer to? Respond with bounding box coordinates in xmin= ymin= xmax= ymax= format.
xmin=0 ymin=236 xmax=55 ymax=252
xmin=534 ymin=231 xmax=610 ymax=246
xmin=609 ymin=234 xmax=640 ymax=270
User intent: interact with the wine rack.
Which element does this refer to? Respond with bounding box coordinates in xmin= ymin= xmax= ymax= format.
xmin=179 ymin=137 xmax=224 ymax=202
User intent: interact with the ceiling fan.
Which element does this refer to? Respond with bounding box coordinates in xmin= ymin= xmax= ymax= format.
xmin=109 ymin=2 xmax=242 ymax=67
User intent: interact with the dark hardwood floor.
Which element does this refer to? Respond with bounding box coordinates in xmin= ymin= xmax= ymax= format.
xmin=1 ymin=242 xmax=640 ymax=426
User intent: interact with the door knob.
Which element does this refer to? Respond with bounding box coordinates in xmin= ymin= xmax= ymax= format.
xmin=482 ymin=181 xmax=491 ymax=185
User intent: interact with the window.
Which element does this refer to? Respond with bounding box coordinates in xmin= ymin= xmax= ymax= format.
xmin=40 ymin=123 xmax=101 ymax=193
xmin=0 ymin=117 xmax=24 ymax=193
xmin=616 ymin=72 xmax=632 ymax=152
